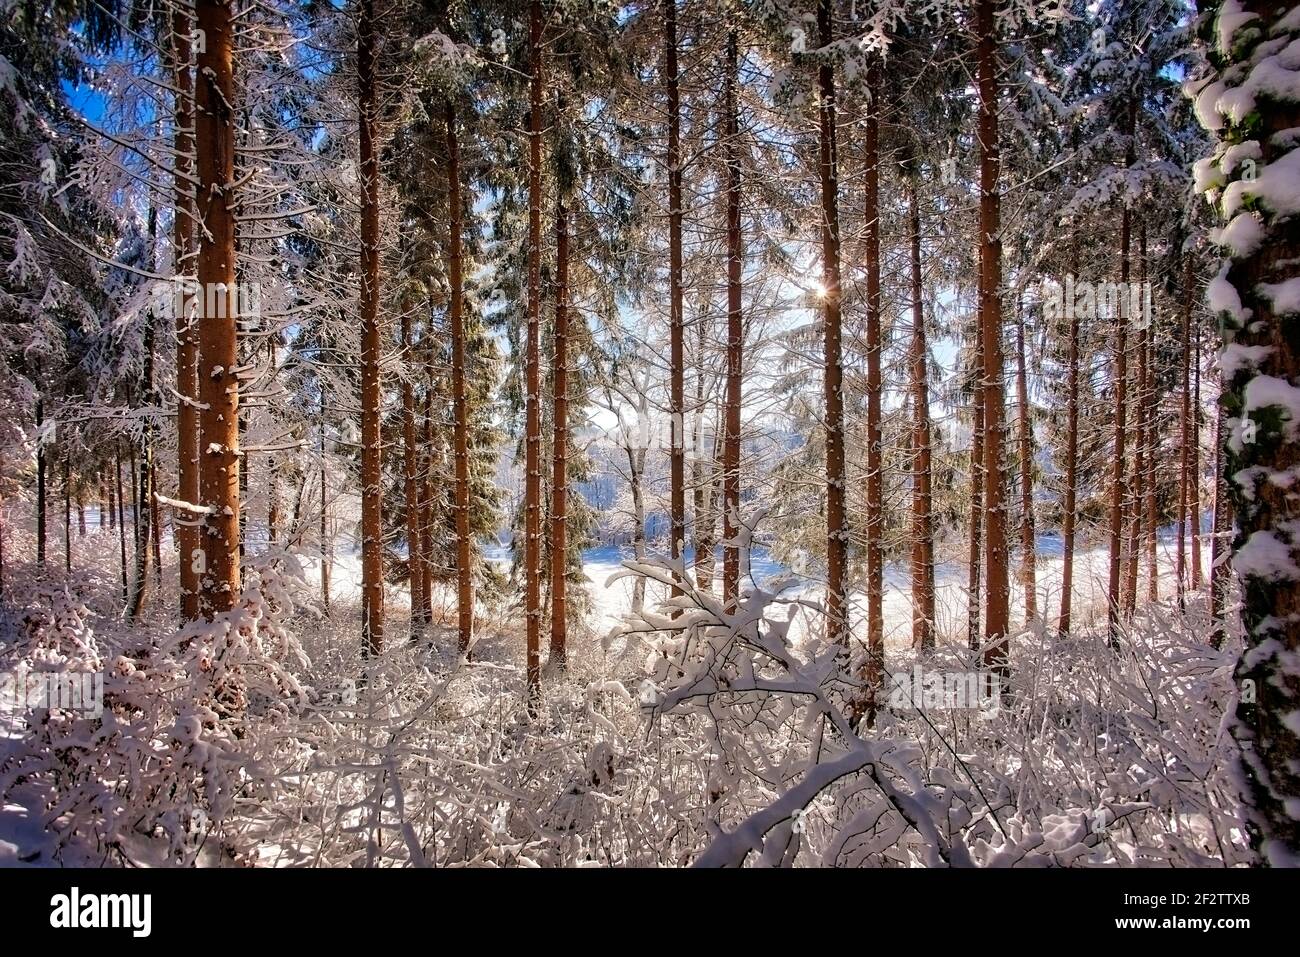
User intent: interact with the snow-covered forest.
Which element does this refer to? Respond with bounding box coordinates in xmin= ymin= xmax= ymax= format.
xmin=0 ymin=0 xmax=1297 ymax=871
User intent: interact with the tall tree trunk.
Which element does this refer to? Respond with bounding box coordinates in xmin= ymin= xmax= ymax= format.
xmin=268 ymin=455 xmax=280 ymax=545
xmin=907 ymin=178 xmax=935 ymax=652
xmin=128 ymin=429 xmax=156 ymax=621
xmin=129 ymin=210 xmax=158 ymax=620
xmin=1210 ymin=394 xmax=1231 ymax=650
xmin=1125 ymin=276 xmax=1146 ymax=618
xmin=549 ymin=191 xmax=570 ymax=668
xmin=1178 ymin=252 xmax=1192 ymax=606
xmin=1107 ymin=98 xmax=1137 ymax=642
xmin=1191 ymin=315 xmax=1204 ymax=588
xmin=36 ymin=391 xmax=45 ymax=567
xmin=195 ymin=0 xmax=240 ymax=619
xmin=319 ymin=400 xmax=331 ymax=617
xmin=116 ymin=448 xmax=128 ymax=607
xmin=419 ymin=388 xmax=435 ymax=626
xmin=1214 ymin=2 xmax=1300 ymax=859
xmin=524 ymin=0 xmax=544 ymax=703
xmin=1141 ymin=228 xmax=1158 ymax=603
xmin=967 ymin=327 xmax=984 ymax=651
xmin=864 ymin=57 xmax=884 ymax=684
xmin=63 ymin=458 xmax=71 ymax=574
xmin=721 ymin=28 xmax=742 ymax=608
xmin=1058 ymin=239 xmax=1081 ymax=636
xmin=402 ymin=304 xmax=424 ymax=637
xmin=817 ymin=0 xmax=847 ymax=651
xmin=976 ymin=0 xmax=1009 ymax=676
xmin=1014 ymin=293 xmax=1037 ymax=623
xmin=692 ymin=314 xmax=714 ymax=592
xmin=665 ymin=0 xmax=687 ymax=595
xmin=357 ymin=0 xmax=383 ymax=654
xmin=173 ymin=2 xmax=201 ymax=621
xmin=448 ymin=100 xmax=473 ymax=656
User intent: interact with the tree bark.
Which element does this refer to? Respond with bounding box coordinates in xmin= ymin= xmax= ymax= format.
xmin=402 ymin=303 xmax=424 ymax=637
xmin=524 ymin=0 xmax=544 ymax=703
xmin=357 ymin=0 xmax=383 ymax=654
xmin=448 ymin=100 xmax=473 ymax=656
xmin=116 ymin=447 xmax=128 ymax=606
xmin=722 ymin=28 xmax=742 ymax=608
xmin=976 ymin=0 xmax=1009 ymax=676
xmin=319 ymin=406 xmax=330 ymax=617
xmin=63 ymin=458 xmax=71 ymax=574
xmin=195 ymin=0 xmax=240 ymax=619
xmin=1178 ymin=252 xmax=1192 ymax=605
xmin=1191 ymin=313 xmax=1204 ymax=588
xmin=1058 ymin=238 xmax=1081 ymax=636
xmin=36 ymin=391 xmax=45 ymax=567
xmin=1216 ymin=2 xmax=1300 ymax=858
xmin=967 ymin=326 xmax=984 ymax=651
xmin=549 ymin=189 xmax=570 ymax=668
xmin=817 ymin=0 xmax=847 ymax=650
xmin=665 ymin=0 xmax=687 ymax=597
xmin=173 ymin=2 xmax=201 ymax=622
xmin=907 ymin=178 xmax=935 ymax=651
xmin=864 ymin=56 xmax=884 ymax=682
xmin=1107 ymin=97 xmax=1137 ymax=643
xmin=1014 ymin=293 xmax=1037 ymax=623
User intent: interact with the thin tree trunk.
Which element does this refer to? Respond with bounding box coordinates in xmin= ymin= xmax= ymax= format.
xmin=173 ymin=2 xmax=201 ymax=622
xmin=128 ymin=304 xmax=156 ymax=620
xmin=1141 ymin=228 xmax=1158 ymax=603
xmin=357 ymin=0 xmax=383 ymax=654
xmin=721 ymin=28 xmax=742 ymax=608
xmin=129 ymin=441 xmax=141 ymax=563
xmin=692 ymin=314 xmax=714 ymax=592
xmin=864 ymin=56 xmax=884 ymax=685
xmin=268 ymin=456 xmax=280 ymax=546
xmin=195 ymin=0 xmax=240 ymax=619
xmin=36 ymin=391 xmax=45 ymax=567
xmin=1059 ymin=239 xmax=1081 ymax=636
xmin=116 ymin=448 xmax=128 ymax=607
xmin=1210 ymin=395 xmax=1231 ymax=649
xmin=967 ymin=326 xmax=984 ymax=651
xmin=1178 ymin=252 xmax=1192 ymax=605
xmin=1014 ymin=292 xmax=1037 ymax=623
xmin=319 ymin=401 xmax=331 ymax=618
xmin=63 ymin=458 xmax=71 ymax=574
xmin=1191 ymin=315 xmax=1204 ymax=588
xmin=1125 ymin=225 xmax=1148 ymax=616
xmin=976 ymin=0 xmax=1009 ymax=676
xmin=419 ymin=388 xmax=435 ymax=626
xmin=665 ymin=0 xmax=687 ymax=595
xmin=908 ymin=178 xmax=935 ymax=652
xmin=549 ymin=190 xmax=570 ymax=668
xmin=524 ymin=0 xmax=544 ymax=704
xmin=402 ymin=304 xmax=424 ymax=637
xmin=1107 ymin=97 xmax=1137 ymax=643
xmin=448 ymin=99 xmax=473 ymax=655
xmin=817 ymin=0 xmax=847 ymax=650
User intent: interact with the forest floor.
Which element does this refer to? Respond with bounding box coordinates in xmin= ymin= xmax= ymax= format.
xmin=0 ymin=511 xmax=1238 ymax=867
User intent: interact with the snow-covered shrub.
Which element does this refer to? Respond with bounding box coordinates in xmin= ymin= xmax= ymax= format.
xmin=606 ymin=525 xmax=1250 ymax=867
xmin=0 ymin=556 xmax=313 ymax=865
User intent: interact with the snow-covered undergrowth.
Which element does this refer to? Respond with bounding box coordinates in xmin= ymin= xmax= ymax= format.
xmin=0 ymin=522 xmax=1249 ymax=867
